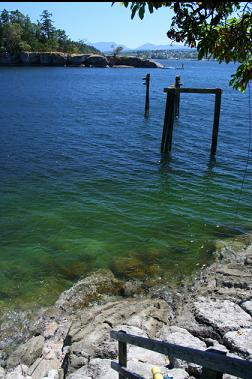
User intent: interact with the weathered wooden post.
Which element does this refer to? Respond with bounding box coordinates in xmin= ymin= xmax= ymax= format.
xmin=143 ymin=73 xmax=150 ymax=117
xmin=211 ymin=89 xmax=222 ymax=155
xmin=161 ymin=88 xmax=176 ymax=153
xmin=118 ymin=330 xmax=127 ymax=379
xmin=175 ymin=76 xmax=181 ymax=118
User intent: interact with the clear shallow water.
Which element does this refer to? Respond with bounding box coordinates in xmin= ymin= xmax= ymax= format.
xmin=0 ymin=60 xmax=251 ymax=311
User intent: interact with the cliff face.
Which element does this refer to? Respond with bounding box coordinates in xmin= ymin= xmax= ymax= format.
xmin=0 ymin=52 xmax=163 ymax=68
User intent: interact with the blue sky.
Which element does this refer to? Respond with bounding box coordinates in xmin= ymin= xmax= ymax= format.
xmin=0 ymin=2 xmax=175 ymax=48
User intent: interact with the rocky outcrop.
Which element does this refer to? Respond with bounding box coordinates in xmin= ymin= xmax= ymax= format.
xmin=108 ymin=55 xmax=164 ymax=68
xmin=0 ymin=52 xmax=163 ymax=68
xmin=1 ymin=238 xmax=252 ymax=379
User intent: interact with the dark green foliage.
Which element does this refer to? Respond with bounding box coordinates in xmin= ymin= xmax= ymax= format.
xmin=115 ymin=2 xmax=252 ymax=92
xmin=0 ymin=9 xmax=100 ymax=54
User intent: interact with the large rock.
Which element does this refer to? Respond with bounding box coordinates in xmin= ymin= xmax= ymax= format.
xmin=7 ymin=336 xmax=44 ymax=368
xmin=55 ymin=269 xmax=122 ymax=312
xmin=64 ymin=298 xmax=171 ymax=374
xmin=109 ymin=56 xmax=163 ymax=68
xmin=194 ymin=298 xmax=252 ymax=335
xmin=84 ymin=55 xmax=109 ymax=67
xmin=157 ymin=326 xmax=206 ymax=370
xmin=223 ymin=328 xmax=252 ymax=358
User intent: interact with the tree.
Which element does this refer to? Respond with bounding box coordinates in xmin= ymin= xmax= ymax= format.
xmin=115 ymin=2 xmax=252 ymax=92
xmin=113 ymin=45 xmax=124 ymax=57
xmin=39 ymin=10 xmax=55 ymax=41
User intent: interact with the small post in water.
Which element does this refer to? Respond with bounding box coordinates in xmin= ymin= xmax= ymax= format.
xmin=211 ymin=88 xmax=222 ymax=155
xmin=143 ymin=73 xmax=150 ymax=117
xmin=175 ymin=75 xmax=181 ymax=118
xmin=161 ymin=88 xmax=176 ymax=154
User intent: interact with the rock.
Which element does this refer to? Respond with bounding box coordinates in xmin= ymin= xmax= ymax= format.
xmin=5 ymin=365 xmax=29 ymax=379
xmin=120 ymin=280 xmax=144 ymax=297
xmin=55 ymin=269 xmax=122 ymax=312
xmin=194 ymin=299 xmax=252 ymax=335
xmin=241 ymin=300 xmax=252 ymax=316
xmin=0 ymin=367 xmax=5 ymax=379
xmin=0 ymin=350 xmax=7 ymax=368
xmin=158 ymin=326 xmax=206 ymax=350
xmin=39 ymin=53 xmax=53 ymax=65
xmin=65 ymin=298 xmax=170 ymax=373
xmin=67 ymin=358 xmax=117 ymax=379
xmin=128 ymin=345 xmax=168 ymax=366
xmin=109 ymin=56 xmax=164 ymax=68
xmin=28 ymin=356 xmax=60 ymax=379
xmin=157 ymin=326 xmax=206 ymax=371
xmin=7 ymin=336 xmax=45 ymax=368
xmin=51 ymin=53 xmax=67 ymax=66
xmin=223 ymin=328 xmax=252 ymax=357
xmin=67 ymin=54 xmax=91 ymax=65
xmin=168 ymin=368 xmax=190 ymax=379
xmin=0 ymin=52 xmax=20 ymax=64
xmin=44 ymin=322 xmax=59 ymax=339
xmin=20 ymin=52 xmax=40 ymax=65
xmin=84 ymin=55 xmax=109 ymax=67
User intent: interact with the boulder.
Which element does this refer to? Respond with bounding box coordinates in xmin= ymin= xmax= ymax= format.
xmin=193 ymin=298 xmax=252 ymax=335
xmin=84 ymin=55 xmax=109 ymax=67
xmin=157 ymin=326 xmax=206 ymax=371
xmin=7 ymin=336 xmax=45 ymax=368
xmin=223 ymin=328 xmax=252 ymax=357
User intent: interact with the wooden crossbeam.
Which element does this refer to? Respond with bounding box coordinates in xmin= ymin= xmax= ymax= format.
xmin=164 ymin=87 xmax=223 ymax=94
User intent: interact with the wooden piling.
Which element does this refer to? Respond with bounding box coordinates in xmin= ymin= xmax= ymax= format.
xmin=144 ymin=73 xmax=150 ymax=117
xmin=211 ymin=89 xmax=222 ymax=155
xmin=161 ymin=89 xmax=175 ymax=153
xmin=175 ymin=76 xmax=181 ymax=118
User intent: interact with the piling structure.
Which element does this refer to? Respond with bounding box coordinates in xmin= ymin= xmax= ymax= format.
xmin=161 ymin=83 xmax=223 ymax=155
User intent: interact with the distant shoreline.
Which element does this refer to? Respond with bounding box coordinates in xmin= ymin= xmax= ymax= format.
xmin=0 ymin=52 xmax=164 ymax=68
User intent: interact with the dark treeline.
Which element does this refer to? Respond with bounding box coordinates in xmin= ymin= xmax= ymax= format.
xmin=0 ymin=9 xmax=100 ymax=54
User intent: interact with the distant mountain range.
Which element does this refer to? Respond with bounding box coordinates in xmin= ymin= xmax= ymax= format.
xmin=90 ymin=41 xmax=189 ymax=52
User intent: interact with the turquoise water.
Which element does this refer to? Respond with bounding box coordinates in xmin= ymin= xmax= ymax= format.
xmin=0 ymin=60 xmax=251 ymax=311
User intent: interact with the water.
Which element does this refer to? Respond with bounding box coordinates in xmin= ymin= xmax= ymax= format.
xmin=0 ymin=60 xmax=251 ymax=312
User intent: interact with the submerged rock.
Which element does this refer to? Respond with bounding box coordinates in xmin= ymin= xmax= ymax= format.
xmin=55 ymin=269 xmax=122 ymax=312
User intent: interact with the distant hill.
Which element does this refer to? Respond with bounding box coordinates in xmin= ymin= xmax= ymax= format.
xmin=90 ymin=41 xmax=188 ymax=53
xmin=135 ymin=43 xmax=188 ymax=51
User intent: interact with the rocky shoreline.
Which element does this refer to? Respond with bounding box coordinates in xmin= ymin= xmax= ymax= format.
xmin=0 ymin=52 xmax=163 ymax=68
xmin=0 ymin=235 xmax=252 ymax=379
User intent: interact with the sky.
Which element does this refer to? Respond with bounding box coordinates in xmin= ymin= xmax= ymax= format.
xmin=0 ymin=2 xmax=175 ymax=48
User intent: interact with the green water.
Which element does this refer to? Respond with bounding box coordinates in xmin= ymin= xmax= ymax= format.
xmin=0 ymin=61 xmax=251 ymax=313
